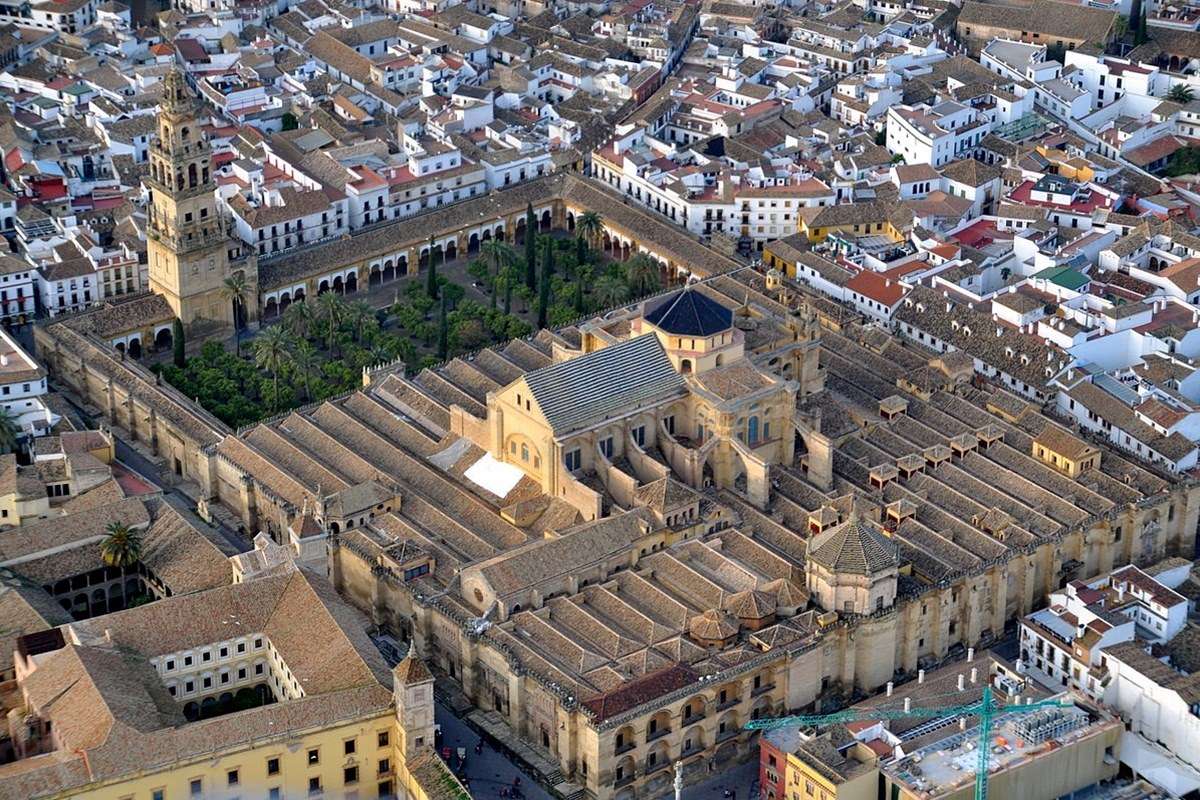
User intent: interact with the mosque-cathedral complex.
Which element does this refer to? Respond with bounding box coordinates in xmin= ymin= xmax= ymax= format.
xmin=30 ymin=70 xmax=1200 ymax=800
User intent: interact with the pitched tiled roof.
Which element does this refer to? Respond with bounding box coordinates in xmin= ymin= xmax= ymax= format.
xmin=643 ymin=287 xmax=733 ymax=337
xmin=580 ymin=663 xmax=699 ymax=722
xmin=393 ymin=655 xmax=433 ymax=686
xmin=524 ymin=334 xmax=685 ymax=435
xmin=808 ymin=512 xmax=899 ymax=576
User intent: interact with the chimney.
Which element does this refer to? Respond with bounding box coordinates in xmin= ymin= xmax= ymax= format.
xmin=918 ymin=669 xmax=925 ymax=684
xmin=904 ymin=697 xmax=911 ymax=712
xmin=886 ymin=681 xmax=894 ymax=697
xmin=1016 ymin=659 xmax=1025 ymax=674
xmin=967 ymin=647 xmax=975 ymax=661
xmin=957 ymin=674 xmax=965 ymax=691
xmin=970 ymin=667 xmax=978 ymax=684
xmin=959 ymin=717 xmax=968 ymax=730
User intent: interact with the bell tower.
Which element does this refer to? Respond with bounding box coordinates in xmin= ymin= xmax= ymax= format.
xmin=145 ymin=67 xmax=255 ymax=332
xmin=392 ymin=655 xmax=435 ymax=760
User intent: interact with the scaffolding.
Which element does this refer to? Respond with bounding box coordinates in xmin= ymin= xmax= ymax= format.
xmin=1013 ymin=707 xmax=1085 ymax=745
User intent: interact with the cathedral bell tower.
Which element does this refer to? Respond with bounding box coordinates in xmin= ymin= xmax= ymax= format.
xmin=145 ymin=68 xmax=256 ymax=332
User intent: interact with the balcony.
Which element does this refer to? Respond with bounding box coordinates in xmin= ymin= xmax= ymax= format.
xmin=646 ymin=727 xmax=671 ymax=743
xmin=750 ymin=682 xmax=775 ymax=698
xmin=614 ymin=774 xmax=636 ymax=789
xmin=716 ymin=728 xmax=739 ymax=744
xmin=645 ymin=760 xmax=671 ymax=775
xmin=681 ymin=711 xmax=706 ymax=725
xmin=615 ymin=741 xmax=636 ymax=756
xmin=716 ymin=697 xmax=740 ymax=712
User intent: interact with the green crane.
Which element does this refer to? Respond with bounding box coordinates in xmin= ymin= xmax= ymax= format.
xmin=745 ymin=685 xmax=1072 ymax=800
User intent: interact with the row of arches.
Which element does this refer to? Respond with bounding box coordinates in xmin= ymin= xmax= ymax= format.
xmin=113 ymin=326 xmax=176 ymax=359
xmin=55 ymin=577 xmax=145 ymax=620
xmin=182 ymin=684 xmax=275 ymax=721
xmin=263 ymin=287 xmax=307 ymax=319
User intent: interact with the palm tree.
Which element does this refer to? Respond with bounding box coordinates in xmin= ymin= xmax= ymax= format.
xmin=481 ymin=239 xmax=518 ymax=279
xmin=254 ymin=325 xmax=292 ymax=409
xmin=0 ymin=407 xmax=20 ymax=455
xmin=221 ymin=273 xmax=250 ymax=357
xmin=316 ymin=291 xmax=345 ymax=354
xmin=347 ymin=300 xmax=375 ymax=343
xmin=577 ymin=211 xmax=603 ymax=250
xmin=283 ymin=300 xmax=315 ymax=341
xmin=289 ymin=339 xmax=319 ymax=401
xmin=594 ymin=275 xmax=628 ymax=308
xmin=625 ymin=253 xmax=661 ymax=296
xmin=100 ymin=521 xmax=141 ymax=569
xmin=1167 ymin=84 xmax=1195 ymax=104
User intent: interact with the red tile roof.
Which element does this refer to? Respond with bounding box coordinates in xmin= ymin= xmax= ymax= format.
xmin=581 ymin=664 xmax=699 ymax=722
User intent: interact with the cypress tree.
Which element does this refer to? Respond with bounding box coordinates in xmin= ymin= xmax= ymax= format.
xmin=437 ymin=291 xmax=448 ymax=361
xmin=537 ymin=239 xmax=553 ymax=329
xmin=573 ymin=276 xmax=584 ymax=314
xmin=426 ymin=235 xmax=439 ymax=298
xmin=524 ymin=203 xmax=537 ymax=290
xmin=503 ymin=274 xmax=513 ymax=315
xmin=172 ymin=318 xmax=185 ymax=368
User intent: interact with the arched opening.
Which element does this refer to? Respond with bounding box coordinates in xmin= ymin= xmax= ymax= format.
xmin=128 ymin=338 xmax=142 ymax=359
xmin=714 ymin=353 xmax=724 ymax=367
xmin=645 ymin=741 xmax=670 ymax=774
xmin=681 ymin=725 xmax=706 ymax=756
xmin=680 ymin=358 xmax=692 ymax=374
xmin=369 ymin=266 xmax=382 ymax=288
xmin=602 ymin=232 xmax=613 ymax=252
xmin=345 ymin=272 xmax=357 ymax=293
xmin=293 ymin=289 xmax=305 ymax=303
xmin=329 ymin=522 xmax=340 ymax=534
xmin=444 ymin=240 xmax=457 ymax=261
xmin=397 ymin=255 xmax=408 ymax=275
xmin=91 ymin=588 xmax=107 ymax=616
xmin=645 ymin=709 xmax=671 ymax=742
xmin=184 ymin=701 xmax=200 ymax=721
xmin=318 ymin=280 xmax=330 ymax=294
xmin=540 ymin=209 xmax=551 ymax=231
xmin=382 ymin=261 xmax=395 ymax=283
xmin=614 ymin=725 xmax=636 ymax=755
xmin=419 ymin=248 xmax=430 ymax=270
xmin=481 ymin=228 xmax=493 ymax=243
xmin=469 ymin=233 xmax=480 ymax=253
xmin=615 ymin=757 xmax=636 ymax=787
xmin=115 ymin=341 xmax=125 ymax=356
xmin=515 ymin=218 xmax=527 ymax=245
xmin=702 ymin=458 xmax=715 ymax=488
xmin=495 ymin=226 xmax=505 ymax=241
xmin=567 ymin=213 xmax=576 ymax=232
xmin=279 ymin=292 xmax=292 ymax=313
xmin=265 ymin=297 xmax=279 ymax=317
xmin=332 ymin=276 xmax=344 ymax=294
xmin=187 ymin=163 xmax=197 ymax=188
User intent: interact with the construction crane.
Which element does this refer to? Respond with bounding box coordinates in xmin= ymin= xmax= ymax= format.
xmin=745 ymin=684 xmax=1072 ymax=800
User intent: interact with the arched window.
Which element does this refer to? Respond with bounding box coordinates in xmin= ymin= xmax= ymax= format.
xmin=747 ymin=416 xmax=760 ymax=445
xmin=521 ymin=444 xmax=529 ymax=462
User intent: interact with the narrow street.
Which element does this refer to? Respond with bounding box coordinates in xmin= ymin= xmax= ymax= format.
xmin=434 ymin=701 xmax=555 ymax=800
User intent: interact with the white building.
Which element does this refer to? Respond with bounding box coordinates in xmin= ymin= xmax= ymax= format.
xmin=1102 ymin=637 xmax=1200 ymax=795
xmin=0 ymin=254 xmax=37 ymax=325
xmin=1020 ymin=565 xmax=1188 ymax=699
xmin=0 ymin=327 xmax=58 ymax=438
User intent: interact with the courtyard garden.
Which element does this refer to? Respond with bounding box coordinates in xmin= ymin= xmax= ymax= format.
xmin=155 ymin=208 xmax=670 ymax=429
